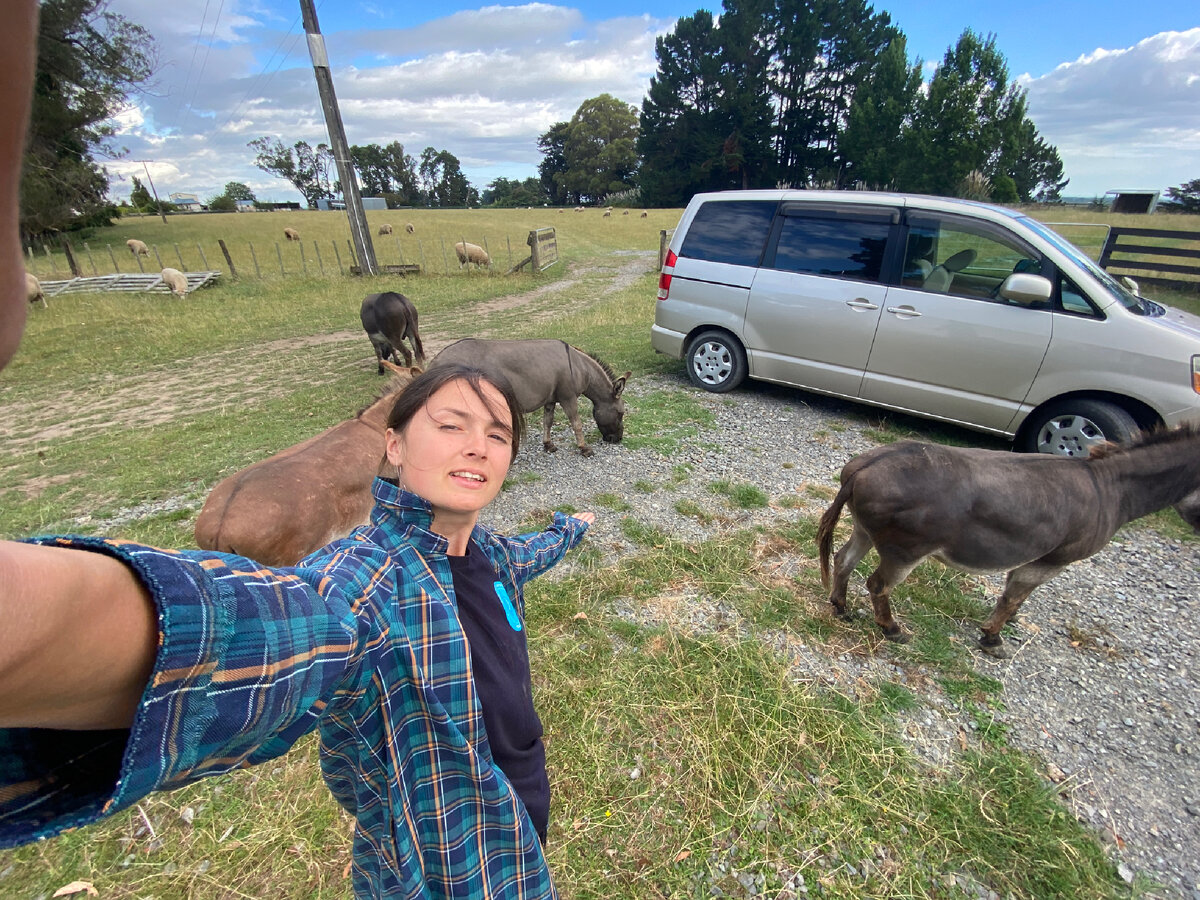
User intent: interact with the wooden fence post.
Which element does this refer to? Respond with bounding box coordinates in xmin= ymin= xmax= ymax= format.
xmin=276 ymin=242 xmax=284 ymax=276
xmin=218 ymin=239 xmax=238 ymax=279
xmin=107 ymin=245 xmax=120 ymax=273
xmin=42 ymin=243 xmax=54 ymax=276
xmin=133 ymin=248 xmax=145 ymax=273
xmin=506 ymin=235 xmax=512 ymax=272
xmin=152 ymin=246 xmax=164 ymax=270
xmin=196 ymin=244 xmax=211 ymax=270
xmin=332 ymin=240 xmax=343 ymax=274
xmin=82 ymin=242 xmax=98 ymax=275
xmin=392 ymin=234 xmax=405 ymax=264
xmin=346 ymin=239 xmax=355 ymax=269
xmin=61 ymin=239 xmax=81 ymax=277
xmin=174 ymin=242 xmax=185 ymax=268
xmin=441 ymin=239 xmax=449 ymax=274
xmin=313 ymin=241 xmax=324 ymax=275
xmin=249 ymin=242 xmax=261 ymax=278
xmin=483 ymin=238 xmax=492 ymax=277
xmin=299 ymin=241 xmax=307 ymax=274
xmin=418 ymin=240 xmax=427 ymax=274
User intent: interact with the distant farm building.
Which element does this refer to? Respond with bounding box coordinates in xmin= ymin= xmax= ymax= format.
xmin=169 ymin=192 xmax=203 ymax=212
xmin=1106 ymin=190 xmax=1161 ymax=214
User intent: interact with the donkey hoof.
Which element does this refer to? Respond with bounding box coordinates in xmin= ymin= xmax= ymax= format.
xmin=882 ymin=625 xmax=909 ymax=644
xmin=978 ymin=640 xmax=1010 ymax=660
xmin=831 ymin=604 xmax=851 ymax=621
xmin=543 ymin=442 xmax=558 ymax=453
xmin=580 ymin=446 xmax=594 ymax=458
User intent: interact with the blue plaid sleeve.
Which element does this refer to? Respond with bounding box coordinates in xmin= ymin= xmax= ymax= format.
xmin=0 ymin=535 xmax=387 ymax=848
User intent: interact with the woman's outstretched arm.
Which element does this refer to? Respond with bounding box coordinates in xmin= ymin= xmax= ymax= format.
xmin=0 ymin=541 xmax=158 ymax=730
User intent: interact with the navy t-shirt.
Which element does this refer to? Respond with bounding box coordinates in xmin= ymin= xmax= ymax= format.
xmin=448 ymin=541 xmax=549 ymax=840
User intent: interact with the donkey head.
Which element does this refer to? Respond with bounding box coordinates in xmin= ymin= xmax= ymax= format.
xmin=592 ymin=372 xmax=631 ymax=443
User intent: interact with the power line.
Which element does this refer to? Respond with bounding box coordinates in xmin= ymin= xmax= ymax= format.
xmin=168 ymin=0 xmax=212 ymax=133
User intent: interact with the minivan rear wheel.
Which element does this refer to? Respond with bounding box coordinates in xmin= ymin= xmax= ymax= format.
xmin=685 ymin=331 xmax=747 ymax=393
xmin=1020 ymin=399 xmax=1139 ymax=456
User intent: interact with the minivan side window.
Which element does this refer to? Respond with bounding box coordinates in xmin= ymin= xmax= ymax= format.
xmin=904 ymin=215 xmax=1042 ymax=300
xmin=678 ymin=200 xmax=777 ymax=267
xmin=769 ymin=214 xmax=890 ymax=282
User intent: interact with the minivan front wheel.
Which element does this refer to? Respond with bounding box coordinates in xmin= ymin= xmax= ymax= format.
xmin=686 ymin=331 xmax=747 ymax=393
xmin=1020 ymin=399 xmax=1139 ymax=456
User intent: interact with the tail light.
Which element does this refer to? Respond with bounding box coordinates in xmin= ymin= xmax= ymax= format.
xmin=657 ymin=249 xmax=677 ymax=301
xmin=1192 ymin=355 xmax=1200 ymax=394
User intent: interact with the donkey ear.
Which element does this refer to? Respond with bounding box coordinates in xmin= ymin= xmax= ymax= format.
xmin=614 ymin=371 xmax=631 ymax=397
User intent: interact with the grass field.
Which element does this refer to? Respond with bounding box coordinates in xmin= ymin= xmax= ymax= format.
xmin=2 ymin=204 xmax=1196 ymax=899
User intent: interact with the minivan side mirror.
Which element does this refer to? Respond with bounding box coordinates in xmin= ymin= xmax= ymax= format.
xmin=997 ymin=273 xmax=1053 ymax=306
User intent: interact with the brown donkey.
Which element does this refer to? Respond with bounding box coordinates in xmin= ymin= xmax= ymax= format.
xmin=194 ymin=365 xmax=419 ymax=566
xmin=817 ymin=425 xmax=1200 ymax=656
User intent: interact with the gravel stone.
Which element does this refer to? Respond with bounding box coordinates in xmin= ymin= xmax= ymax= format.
xmin=480 ymin=373 xmax=1200 ymax=899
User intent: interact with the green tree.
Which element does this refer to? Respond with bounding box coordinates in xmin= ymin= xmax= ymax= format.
xmin=1163 ymin=178 xmax=1200 ymax=213
xmin=560 ymin=94 xmax=639 ymax=204
xmin=128 ymin=175 xmax=152 ymax=210
xmin=482 ymin=177 xmax=545 ymax=207
xmin=637 ymin=11 xmax=726 ymax=207
xmin=248 ymin=137 xmax=336 ymax=208
xmin=536 ymin=123 xmax=572 ymax=205
xmin=418 ymin=148 xmax=473 ymax=207
xmin=207 ymin=195 xmax=236 ymax=211
xmin=898 ymin=30 xmax=1062 ymax=202
xmin=839 ymin=35 xmax=922 ymax=188
xmin=21 ymin=0 xmax=156 ymax=237
xmin=221 ymin=182 xmax=256 ymax=202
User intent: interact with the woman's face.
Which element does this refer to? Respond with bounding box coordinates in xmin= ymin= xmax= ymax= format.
xmin=385 ymin=378 xmax=514 ymax=523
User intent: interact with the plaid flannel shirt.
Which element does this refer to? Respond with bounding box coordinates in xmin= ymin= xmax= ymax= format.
xmin=0 ymin=478 xmax=588 ymax=899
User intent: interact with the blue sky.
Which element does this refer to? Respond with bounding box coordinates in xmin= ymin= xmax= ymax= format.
xmin=106 ymin=0 xmax=1200 ymax=204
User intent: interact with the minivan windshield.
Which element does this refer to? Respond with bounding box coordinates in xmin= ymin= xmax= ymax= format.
xmin=1019 ymin=217 xmax=1151 ymax=314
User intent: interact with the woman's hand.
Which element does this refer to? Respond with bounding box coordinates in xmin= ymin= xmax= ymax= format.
xmin=569 ymin=511 xmax=596 ymax=526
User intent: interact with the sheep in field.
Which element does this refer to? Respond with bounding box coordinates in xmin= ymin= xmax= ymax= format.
xmin=405 ymin=223 xmax=415 ymax=234
xmin=25 ymin=272 xmax=46 ymax=308
xmin=622 ymin=209 xmax=630 ymax=215
xmin=160 ymin=267 xmax=189 ymax=297
xmin=603 ymin=211 xmax=611 ymax=218
xmin=454 ymin=241 xmax=490 ymax=269
xmin=640 ymin=211 xmax=648 ymax=218
xmin=284 ymin=227 xmax=300 ymax=241
xmin=378 ymin=224 xmax=393 ymax=236
xmin=126 ymin=238 xmax=150 ymax=257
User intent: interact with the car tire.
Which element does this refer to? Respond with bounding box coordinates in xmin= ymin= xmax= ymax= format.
xmin=685 ymin=330 xmax=747 ymax=393
xmin=1020 ymin=400 xmax=1139 ymax=456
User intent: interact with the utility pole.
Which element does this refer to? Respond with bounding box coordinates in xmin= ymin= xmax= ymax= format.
xmin=300 ymin=0 xmax=378 ymax=275
xmin=137 ymin=160 xmax=168 ymax=224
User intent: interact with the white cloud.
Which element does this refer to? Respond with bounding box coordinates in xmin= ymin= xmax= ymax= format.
xmin=1022 ymin=28 xmax=1200 ymax=196
xmin=103 ymin=2 xmax=662 ymax=203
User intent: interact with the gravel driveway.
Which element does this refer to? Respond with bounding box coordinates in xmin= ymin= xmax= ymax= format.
xmin=484 ymin=372 xmax=1200 ymax=900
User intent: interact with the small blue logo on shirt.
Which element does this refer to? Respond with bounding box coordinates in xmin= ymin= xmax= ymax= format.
xmin=494 ymin=581 xmax=523 ymax=631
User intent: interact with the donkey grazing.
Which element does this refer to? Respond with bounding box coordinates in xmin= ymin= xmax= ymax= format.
xmin=430 ymin=338 xmax=630 ymax=457
xmin=817 ymin=425 xmax=1200 ymax=656
xmin=194 ymin=367 xmax=419 ymax=566
xmin=361 ymin=291 xmax=426 ymax=374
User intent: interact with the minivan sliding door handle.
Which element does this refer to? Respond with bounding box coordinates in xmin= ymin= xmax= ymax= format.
xmin=844 ymin=299 xmax=879 ymax=311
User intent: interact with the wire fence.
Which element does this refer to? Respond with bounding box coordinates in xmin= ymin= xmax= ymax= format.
xmin=23 ymin=230 xmax=553 ymax=285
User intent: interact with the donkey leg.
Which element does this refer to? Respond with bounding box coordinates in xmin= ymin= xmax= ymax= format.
xmin=560 ymin=397 xmax=592 ymax=457
xmin=829 ymin=520 xmax=873 ymax=617
xmin=542 ymin=405 xmax=558 ymax=453
xmin=978 ymin=563 xmax=1063 ymax=657
xmin=865 ymin=557 xmax=921 ymax=643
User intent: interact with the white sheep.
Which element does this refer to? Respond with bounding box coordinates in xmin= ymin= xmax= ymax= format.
xmin=640 ymin=211 xmax=648 ymax=218
xmin=603 ymin=211 xmax=611 ymax=218
xmin=574 ymin=206 xmax=584 ymax=212
xmin=622 ymin=209 xmax=630 ymax=216
xmin=283 ymin=227 xmax=300 ymax=242
xmin=378 ymin=224 xmax=393 ymax=236
xmin=160 ymin=267 xmax=189 ymax=297
xmin=454 ymin=241 xmax=490 ymax=269
xmin=25 ymin=271 xmax=46 ymax=308
xmin=405 ymin=223 xmax=415 ymax=234
xmin=126 ymin=238 xmax=150 ymax=257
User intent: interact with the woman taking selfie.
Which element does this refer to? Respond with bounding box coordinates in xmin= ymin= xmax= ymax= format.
xmin=1 ymin=356 xmax=595 ymax=898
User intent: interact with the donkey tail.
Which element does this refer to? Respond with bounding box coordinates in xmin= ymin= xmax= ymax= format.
xmin=816 ymin=478 xmax=854 ymax=589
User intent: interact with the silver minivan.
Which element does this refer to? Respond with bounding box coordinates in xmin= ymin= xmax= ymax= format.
xmin=651 ymin=190 xmax=1200 ymax=455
